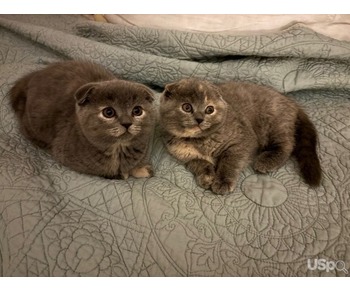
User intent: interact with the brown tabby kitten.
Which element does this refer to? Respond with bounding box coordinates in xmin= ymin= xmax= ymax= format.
xmin=9 ymin=60 xmax=155 ymax=179
xmin=160 ymin=78 xmax=322 ymax=195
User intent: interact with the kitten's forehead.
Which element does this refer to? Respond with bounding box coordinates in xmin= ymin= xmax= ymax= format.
xmin=178 ymin=79 xmax=216 ymax=101
xmin=96 ymin=80 xmax=151 ymax=104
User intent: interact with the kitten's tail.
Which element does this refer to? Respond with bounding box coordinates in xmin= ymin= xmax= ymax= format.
xmin=9 ymin=72 xmax=35 ymax=118
xmin=293 ymin=108 xmax=322 ymax=187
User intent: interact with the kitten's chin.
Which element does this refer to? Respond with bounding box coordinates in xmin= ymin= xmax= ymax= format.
xmin=168 ymin=126 xmax=203 ymax=138
xmin=116 ymin=129 xmax=143 ymax=142
xmin=115 ymin=131 xmax=134 ymax=141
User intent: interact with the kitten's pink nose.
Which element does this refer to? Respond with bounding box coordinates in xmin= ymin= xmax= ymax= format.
xmin=122 ymin=123 xmax=132 ymax=129
xmin=196 ymin=118 xmax=204 ymax=124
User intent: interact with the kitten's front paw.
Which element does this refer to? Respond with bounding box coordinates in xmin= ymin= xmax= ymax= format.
xmin=196 ymin=172 xmax=215 ymax=190
xmin=194 ymin=165 xmax=216 ymax=189
xmin=130 ymin=165 xmax=153 ymax=178
xmin=211 ymin=177 xmax=236 ymax=195
xmin=121 ymin=173 xmax=130 ymax=180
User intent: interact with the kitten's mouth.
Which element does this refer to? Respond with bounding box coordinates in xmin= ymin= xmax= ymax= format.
xmin=190 ymin=124 xmax=217 ymax=137
xmin=120 ymin=128 xmax=141 ymax=139
xmin=120 ymin=130 xmax=133 ymax=138
xmin=108 ymin=129 xmax=131 ymax=140
xmin=167 ymin=124 xmax=209 ymax=138
xmin=194 ymin=124 xmax=209 ymax=132
xmin=109 ymin=126 xmax=140 ymax=139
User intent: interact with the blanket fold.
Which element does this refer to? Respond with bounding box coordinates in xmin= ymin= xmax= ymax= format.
xmin=1 ymin=15 xmax=350 ymax=93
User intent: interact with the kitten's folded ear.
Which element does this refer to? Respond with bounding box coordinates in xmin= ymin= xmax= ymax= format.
xmin=207 ymin=83 xmax=223 ymax=98
xmin=142 ymin=86 xmax=155 ymax=103
xmin=75 ymin=83 xmax=96 ymax=106
xmin=163 ymin=82 xmax=178 ymax=98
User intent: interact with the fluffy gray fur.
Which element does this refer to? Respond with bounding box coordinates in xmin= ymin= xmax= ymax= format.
xmin=9 ymin=60 xmax=155 ymax=179
xmin=159 ymin=78 xmax=322 ymax=195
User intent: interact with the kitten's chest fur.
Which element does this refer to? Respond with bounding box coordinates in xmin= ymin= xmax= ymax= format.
xmin=53 ymin=125 xmax=148 ymax=179
xmin=86 ymin=143 xmax=145 ymax=178
xmin=104 ymin=143 xmax=132 ymax=177
xmin=166 ymin=135 xmax=224 ymax=164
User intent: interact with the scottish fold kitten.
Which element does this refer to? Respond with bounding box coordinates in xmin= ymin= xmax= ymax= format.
xmin=9 ymin=60 xmax=155 ymax=179
xmin=159 ymin=78 xmax=322 ymax=195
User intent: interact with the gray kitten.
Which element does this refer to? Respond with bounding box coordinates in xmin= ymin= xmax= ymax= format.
xmin=159 ymin=78 xmax=322 ymax=195
xmin=9 ymin=60 xmax=155 ymax=179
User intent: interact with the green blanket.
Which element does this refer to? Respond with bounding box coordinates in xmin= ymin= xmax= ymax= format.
xmin=1 ymin=15 xmax=350 ymax=277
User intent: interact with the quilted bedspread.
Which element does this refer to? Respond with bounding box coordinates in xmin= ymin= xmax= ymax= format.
xmin=0 ymin=15 xmax=350 ymax=277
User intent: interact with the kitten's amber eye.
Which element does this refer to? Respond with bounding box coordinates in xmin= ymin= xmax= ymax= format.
xmin=132 ymin=106 xmax=143 ymax=116
xmin=102 ymin=107 xmax=116 ymax=118
xmin=205 ymin=106 xmax=214 ymax=115
xmin=182 ymin=103 xmax=193 ymax=113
